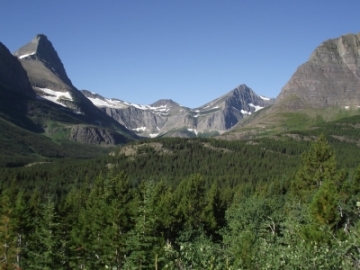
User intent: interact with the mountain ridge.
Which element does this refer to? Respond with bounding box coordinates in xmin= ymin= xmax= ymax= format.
xmin=83 ymin=84 xmax=275 ymax=138
xmin=276 ymin=32 xmax=360 ymax=108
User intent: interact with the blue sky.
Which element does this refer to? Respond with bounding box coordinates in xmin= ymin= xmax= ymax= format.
xmin=1 ymin=1 xmax=360 ymax=108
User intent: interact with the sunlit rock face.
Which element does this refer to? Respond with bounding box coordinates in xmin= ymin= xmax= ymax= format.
xmin=276 ymin=33 xmax=360 ymax=108
xmin=83 ymin=85 xmax=274 ymax=138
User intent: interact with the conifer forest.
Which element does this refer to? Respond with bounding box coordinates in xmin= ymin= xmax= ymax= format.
xmin=1 ymin=130 xmax=360 ymax=269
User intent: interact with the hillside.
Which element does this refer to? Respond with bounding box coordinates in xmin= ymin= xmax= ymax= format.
xmin=223 ymin=33 xmax=360 ymax=139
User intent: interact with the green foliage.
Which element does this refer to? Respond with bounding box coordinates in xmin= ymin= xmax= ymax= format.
xmin=163 ymin=227 xmax=226 ymax=270
xmin=1 ymin=131 xmax=360 ymax=268
xmin=291 ymin=134 xmax=337 ymax=203
xmin=309 ymin=180 xmax=339 ymax=228
xmin=25 ymin=198 xmax=60 ymax=270
xmin=124 ymin=180 xmax=162 ymax=269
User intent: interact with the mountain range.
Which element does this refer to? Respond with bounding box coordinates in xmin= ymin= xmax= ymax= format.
xmin=1 ymin=32 xmax=360 ymax=152
xmin=82 ymin=84 xmax=274 ymax=138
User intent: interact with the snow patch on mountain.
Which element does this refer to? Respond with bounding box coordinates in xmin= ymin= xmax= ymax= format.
xmin=87 ymin=97 xmax=171 ymax=113
xmin=36 ymin=88 xmax=73 ymax=107
xmin=18 ymin=52 xmax=36 ymax=59
xmin=259 ymin=95 xmax=270 ymax=101
xmin=241 ymin=110 xmax=251 ymax=115
xmin=149 ymin=133 xmax=160 ymax=138
xmin=132 ymin=127 xmax=146 ymax=132
xmin=249 ymin=103 xmax=264 ymax=112
xmin=187 ymin=128 xmax=198 ymax=135
xmin=88 ymin=97 xmax=127 ymax=109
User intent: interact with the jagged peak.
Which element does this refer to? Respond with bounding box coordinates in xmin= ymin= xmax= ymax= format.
xmin=14 ymin=34 xmax=73 ymax=87
xmin=231 ymin=84 xmax=252 ymax=93
xmin=14 ymin=34 xmax=52 ymax=58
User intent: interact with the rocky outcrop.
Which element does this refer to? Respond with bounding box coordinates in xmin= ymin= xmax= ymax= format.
xmin=276 ymin=33 xmax=360 ymax=108
xmin=70 ymin=125 xmax=130 ymax=145
xmin=103 ymin=106 xmax=166 ymax=134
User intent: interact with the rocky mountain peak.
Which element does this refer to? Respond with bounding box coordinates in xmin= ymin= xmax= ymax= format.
xmin=229 ymin=84 xmax=257 ymax=101
xmin=151 ymin=99 xmax=179 ymax=107
xmin=14 ymin=34 xmax=72 ymax=87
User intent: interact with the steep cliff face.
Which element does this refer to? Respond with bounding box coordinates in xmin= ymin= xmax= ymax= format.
xmin=276 ymin=33 xmax=360 ymax=108
xmin=103 ymin=106 xmax=166 ymax=134
xmin=0 ymin=42 xmax=34 ymax=98
xmin=70 ymin=125 xmax=130 ymax=145
xmin=0 ymin=42 xmax=38 ymax=131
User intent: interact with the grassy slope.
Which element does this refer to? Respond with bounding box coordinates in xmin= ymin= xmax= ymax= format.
xmin=224 ymin=98 xmax=360 ymax=139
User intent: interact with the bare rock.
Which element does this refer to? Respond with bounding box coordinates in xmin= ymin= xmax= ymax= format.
xmin=70 ymin=125 xmax=129 ymax=145
xmin=277 ymin=33 xmax=360 ymax=108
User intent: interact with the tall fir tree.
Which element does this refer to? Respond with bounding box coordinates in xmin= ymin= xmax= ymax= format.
xmin=290 ymin=134 xmax=337 ymax=203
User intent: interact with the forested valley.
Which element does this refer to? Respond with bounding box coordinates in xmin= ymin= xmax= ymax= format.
xmin=1 ymin=131 xmax=360 ymax=269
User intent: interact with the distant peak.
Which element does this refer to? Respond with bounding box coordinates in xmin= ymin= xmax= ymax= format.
xmin=151 ymin=99 xmax=179 ymax=107
xmin=231 ymin=84 xmax=252 ymax=94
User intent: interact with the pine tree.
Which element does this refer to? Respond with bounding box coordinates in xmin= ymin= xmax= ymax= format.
xmin=0 ymin=189 xmax=17 ymax=270
xmin=0 ymin=186 xmax=30 ymax=270
xmin=290 ymin=134 xmax=337 ymax=203
xmin=174 ymin=174 xmax=210 ymax=230
xmin=69 ymin=171 xmax=135 ymax=269
xmin=309 ymin=179 xmax=339 ymax=228
xmin=124 ymin=180 xmax=161 ymax=269
xmin=288 ymin=134 xmax=345 ymax=243
xmin=26 ymin=198 xmax=59 ymax=270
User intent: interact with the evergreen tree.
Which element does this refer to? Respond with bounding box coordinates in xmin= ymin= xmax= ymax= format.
xmin=291 ymin=134 xmax=337 ymax=203
xmin=174 ymin=174 xmax=214 ymax=231
xmin=124 ymin=180 xmax=162 ymax=269
xmin=26 ymin=198 xmax=59 ymax=270
xmin=222 ymin=196 xmax=275 ymax=268
xmin=69 ymin=171 xmax=135 ymax=269
xmin=0 ymin=189 xmax=17 ymax=270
